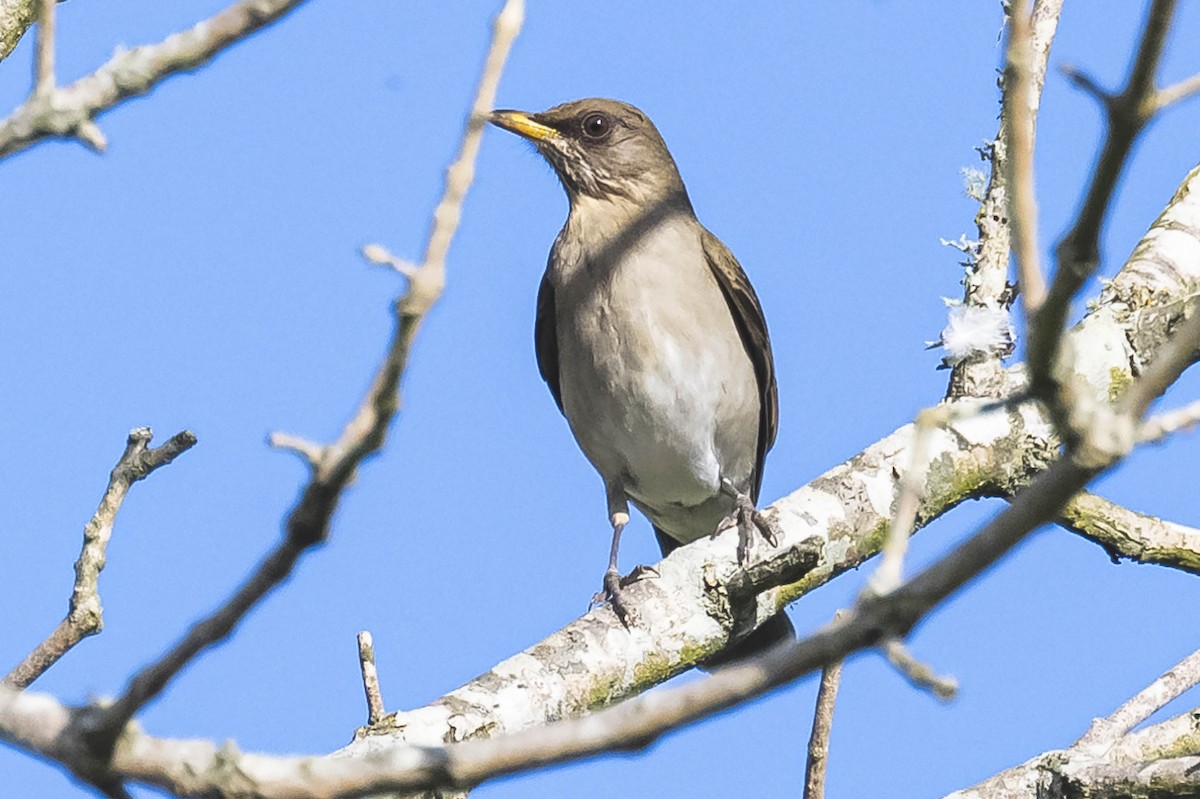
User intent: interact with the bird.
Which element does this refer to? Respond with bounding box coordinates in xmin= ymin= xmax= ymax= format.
xmin=489 ymin=98 xmax=793 ymax=663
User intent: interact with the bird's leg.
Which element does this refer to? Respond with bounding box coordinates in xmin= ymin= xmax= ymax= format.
xmin=715 ymin=478 xmax=780 ymax=565
xmin=588 ymin=483 xmax=638 ymax=626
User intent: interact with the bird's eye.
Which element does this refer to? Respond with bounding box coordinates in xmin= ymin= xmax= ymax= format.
xmin=580 ymin=112 xmax=611 ymax=141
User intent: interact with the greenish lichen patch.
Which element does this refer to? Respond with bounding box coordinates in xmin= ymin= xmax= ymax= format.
xmin=1108 ymin=365 xmax=1133 ymax=403
xmin=631 ymin=651 xmax=674 ymax=688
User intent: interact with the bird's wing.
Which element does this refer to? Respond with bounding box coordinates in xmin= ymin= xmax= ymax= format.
xmin=700 ymin=227 xmax=778 ymax=503
xmin=534 ymin=269 xmax=564 ymax=413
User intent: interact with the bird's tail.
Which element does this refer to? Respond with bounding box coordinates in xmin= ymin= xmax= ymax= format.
xmin=701 ymin=610 xmax=795 ymax=670
xmin=653 ymin=526 xmax=795 ymax=670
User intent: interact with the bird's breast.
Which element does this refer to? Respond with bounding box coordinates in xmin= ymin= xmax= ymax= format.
xmin=550 ymin=214 xmax=758 ymax=539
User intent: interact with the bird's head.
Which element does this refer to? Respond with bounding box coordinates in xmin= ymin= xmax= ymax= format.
xmin=489 ymin=98 xmax=688 ymax=209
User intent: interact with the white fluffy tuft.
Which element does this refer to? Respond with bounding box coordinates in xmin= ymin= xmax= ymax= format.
xmin=933 ymin=299 xmax=1014 ymax=365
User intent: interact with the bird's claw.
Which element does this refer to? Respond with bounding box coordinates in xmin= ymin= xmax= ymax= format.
xmin=716 ymin=490 xmax=781 ymax=565
xmin=589 ymin=565 xmax=657 ymax=626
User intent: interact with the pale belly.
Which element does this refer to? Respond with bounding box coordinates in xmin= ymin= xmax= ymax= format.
xmin=552 ymin=219 xmax=759 ymax=543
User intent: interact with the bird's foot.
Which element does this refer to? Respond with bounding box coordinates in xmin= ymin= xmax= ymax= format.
xmin=715 ymin=488 xmax=780 ymax=565
xmin=588 ymin=565 xmax=657 ymax=626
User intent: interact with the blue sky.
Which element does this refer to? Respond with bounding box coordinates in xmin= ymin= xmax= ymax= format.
xmin=2 ymin=2 xmax=1199 ymax=797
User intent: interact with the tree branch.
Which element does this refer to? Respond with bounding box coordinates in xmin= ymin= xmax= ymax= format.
xmin=1076 ymin=646 xmax=1200 ymax=748
xmin=65 ymin=0 xmax=523 ymax=758
xmin=803 ymin=641 xmax=844 ymax=799
xmin=944 ymin=649 xmax=1200 ymax=799
xmin=0 ymin=0 xmax=55 ymax=63
xmin=3 ymin=428 xmax=196 ymax=690
xmin=2 ymin=147 xmax=1195 ymax=793
xmin=1058 ymin=491 xmax=1200 ymax=575
xmin=0 ymin=0 xmax=311 ymax=159
xmin=946 ymin=0 xmax=1062 ymax=401
xmin=357 ymin=632 xmax=386 ymax=728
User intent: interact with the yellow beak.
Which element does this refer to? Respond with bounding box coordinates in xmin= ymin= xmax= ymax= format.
xmin=488 ymin=110 xmax=560 ymax=142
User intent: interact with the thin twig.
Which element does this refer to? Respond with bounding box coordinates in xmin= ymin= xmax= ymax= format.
xmin=79 ymin=0 xmax=524 ymax=757
xmin=32 ymin=0 xmax=52 ymax=94
xmin=1053 ymin=0 xmax=1180 ymax=296
xmin=0 ymin=0 xmax=310 ymax=158
xmin=1004 ymin=0 xmax=1047 ymax=316
xmin=3 ymin=428 xmax=196 ymax=689
xmin=1155 ymin=71 xmax=1200 ymax=112
xmin=266 ymin=432 xmax=326 ymax=468
xmin=1075 ymin=646 xmax=1200 ymax=748
xmin=357 ymin=632 xmax=385 ymax=727
xmin=867 ymin=407 xmax=938 ymax=596
xmin=803 ymin=629 xmax=844 ymax=799
xmin=1139 ymin=398 xmax=1200 ymax=443
xmin=881 ymin=639 xmax=958 ymax=700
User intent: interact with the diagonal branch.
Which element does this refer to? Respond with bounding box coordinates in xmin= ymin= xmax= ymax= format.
xmin=0 ymin=0 xmax=311 ymax=159
xmin=1076 ymin=645 xmax=1200 ymax=748
xmin=3 ymin=428 xmax=196 ymax=690
xmin=72 ymin=0 xmax=524 ymax=756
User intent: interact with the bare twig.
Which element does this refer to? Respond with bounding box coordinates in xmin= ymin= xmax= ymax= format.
xmin=803 ymin=634 xmax=844 ymax=799
xmin=1139 ymin=398 xmax=1200 ymax=443
xmin=357 ymin=632 xmax=385 ymax=727
xmin=0 ymin=0 xmax=310 ymax=158
xmin=31 ymin=0 xmax=52 ymax=94
xmin=881 ymin=639 xmax=958 ymax=700
xmin=1004 ymin=0 xmax=1047 ymax=318
xmin=1076 ymin=646 xmax=1200 ymax=748
xmin=74 ymin=0 xmax=524 ymax=757
xmin=867 ymin=400 xmax=1008 ymax=596
xmin=1155 ymin=71 xmax=1200 ymax=112
xmin=867 ymin=406 xmax=939 ymax=596
xmin=266 ymin=431 xmax=326 ymax=467
xmin=1054 ymin=0 xmax=1183 ymax=303
xmin=3 ymin=428 xmax=196 ymax=690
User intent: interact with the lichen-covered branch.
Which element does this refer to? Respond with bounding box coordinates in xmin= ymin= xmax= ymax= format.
xmin=3 ymin=428 xmax=196 ymax=690
xmin=0 ymin=151 xmax=1189 ymax=798
xmin=0 ymin=0 xmax=45 ymax=62
xmin=1059 ymin=492 xmax=1200 ymax=575
xmin=944 ymin=647 xmax=1200 ymax=799
xmin=946 ymin=0 xmax=1062 ymax=400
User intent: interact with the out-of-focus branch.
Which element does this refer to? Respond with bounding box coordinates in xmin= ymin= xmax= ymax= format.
xmin=69 ymin=0 xmax=523 ymax=759
xmin=1058 ymin=491 xmax=1200 ymax=575
xmin=0 ymin=0 xmax=310 ymax=159
xmin=3 ymin=429 xmax=196 ymax=690
xmin=1030 ymin=0 xmax=1197 ymax=430
xmin=1056 ymin=0 xmax=1185 ymax=280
